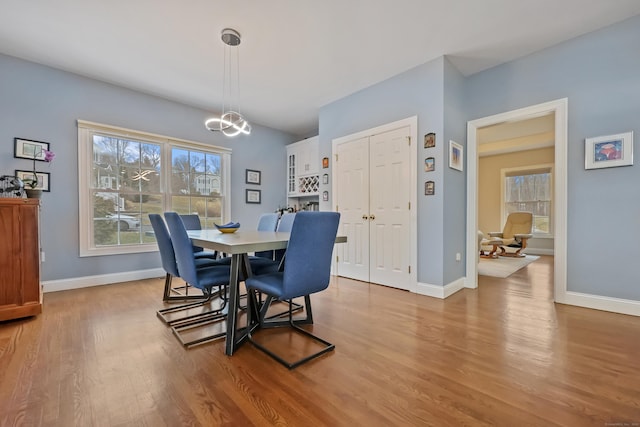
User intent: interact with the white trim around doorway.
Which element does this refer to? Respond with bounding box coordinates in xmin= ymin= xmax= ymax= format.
xmin=465 ymin=99 xmax=568 ymax=302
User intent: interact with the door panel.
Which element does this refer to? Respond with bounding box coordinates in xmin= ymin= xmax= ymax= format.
xmin=336 ymin=137 xmax=369 ymax=282
xmin=369 ymin=127 xmax=411 ymax=289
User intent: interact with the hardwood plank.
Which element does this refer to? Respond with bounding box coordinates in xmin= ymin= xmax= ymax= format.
xmin=1 ymin=256 xmax=639 ymax=426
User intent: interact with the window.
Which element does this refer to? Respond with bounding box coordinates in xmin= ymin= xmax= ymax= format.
xmin=501 ymin=165 xmax=553 ymax=236
xmin=78 ymin=120 xmax=231 ymax=256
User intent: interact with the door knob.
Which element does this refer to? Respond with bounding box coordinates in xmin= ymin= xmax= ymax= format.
xmin=370 ymin=214 xmax=376 ymax=220
xmin=362 ymin=214 xmax=369 ymax=220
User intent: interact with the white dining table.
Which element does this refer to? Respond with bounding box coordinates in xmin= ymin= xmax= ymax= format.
xmin=187 ymin=229 xmax=346 ymax=356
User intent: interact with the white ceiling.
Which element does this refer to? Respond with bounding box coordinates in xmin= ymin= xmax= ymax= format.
xmin=1 ymin=1 xmax=639 ymax=137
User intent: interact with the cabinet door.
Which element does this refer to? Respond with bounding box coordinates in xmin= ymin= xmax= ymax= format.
xmin=306 ymin=136 xmax=319 ymax=175
xmin=287 ymin=145 xmax=299 ymax=195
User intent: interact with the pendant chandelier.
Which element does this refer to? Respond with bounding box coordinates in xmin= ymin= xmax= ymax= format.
xmin=205 ymin=28 xmax=251 ymax=137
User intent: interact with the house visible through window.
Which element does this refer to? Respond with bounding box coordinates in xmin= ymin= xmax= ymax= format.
xmin=78 ymin=120 xmax=231 ymax=256
xmin=503 ymin=165 xmax=553 ymax=236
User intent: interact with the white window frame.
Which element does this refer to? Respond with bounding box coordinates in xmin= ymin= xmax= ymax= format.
xmin=78 ymin=120 xmax=231 ymax=257
xmin=500 ymin=163 xmax=554 ymax=238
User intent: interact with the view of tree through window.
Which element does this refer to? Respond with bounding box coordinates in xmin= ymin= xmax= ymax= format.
xmin=91 ymin=135 xmax=162 ymax=246
xmin=170 ymin=147 xmax=223 ymax=229
xmin=504 ymin=170 xmax=551 ymax=234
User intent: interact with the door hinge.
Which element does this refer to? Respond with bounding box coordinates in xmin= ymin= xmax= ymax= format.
xmin=408 ymin=202 xmax=411 ymax=210
xmin=407 ymin=136 xmax=411 ymax=145
xmin=408 ymin=265 xmax=411 ymax=274
xmin=336 ymin=205 xmax=339 ymax=211
xmin=335 ymin=154 xmax=338 ymax=162
xmin=336 ymin=255 xmax=339 ymax=262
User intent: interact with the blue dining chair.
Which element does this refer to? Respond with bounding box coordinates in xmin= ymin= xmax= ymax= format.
xmin=163 ymin=212 xmax=233 ymax=346
xmin=180 ymin=214 xmax=220 ymax=260
xmin=253 ymin=212 xmax=279 ymax=260
xmin=149 ymin=214 xmax=228 ymax=325
xmin=245 ymin=211 xmax=340 ymax=369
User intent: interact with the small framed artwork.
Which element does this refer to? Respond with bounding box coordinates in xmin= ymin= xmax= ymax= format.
xmin=425 ymin=181 xmax=434 ymax=196
xmin=15 ymin=170 xmax=51 ymax=191
xmin=323 ymin=173 xmax=329 ymax=184
xmin=424 ymin=157 xmax=435 ymax=172
xmin=449 ymin=140 xmax=463 ymax=171
xmin=585 ymin=131 xmax=633 ymax=170
xmin=245 ymin=189 xmax=261 ymax=204
xmin=245 ymin=169 xmax=261 ymax=185
xmin=14 ymin=138 xmax=50 ymax=161
xmin=322 ymin=157 xmax=329 ymax=168
xmin=424 ymin=133 xmax=436 ymax=148
xmin=322 ymin=190 xmax=329 ymax=201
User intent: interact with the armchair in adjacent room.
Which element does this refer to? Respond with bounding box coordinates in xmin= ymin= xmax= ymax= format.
xmin=486 ymin=211 xmax=533 ymax=258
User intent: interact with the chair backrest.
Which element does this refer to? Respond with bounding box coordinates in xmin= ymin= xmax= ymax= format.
xmin=274 ymin=212 xmax=296 ymax=262
xmin=165 ymin=212 xmax=200 ymax=287
xmin=281 ymin=212 xmax=340 ymax=300
xmin=502 ymin=212 xmax=533 ymax=239
xmin=277 ymin=212 xmax=296 ymax=232
xmin=180 ymin=214 xmax=204 ymax=253
xmin=257 ymin=213 xmax=279 ymax=231
xmin=255 ymin=212 xmax=279 ymax=259
xmin=149 ymin=214 xmax=179 ymax=277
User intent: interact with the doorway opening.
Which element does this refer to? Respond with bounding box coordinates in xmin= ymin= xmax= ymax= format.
xmin=465 ymin=98 xmax=568 ymax=302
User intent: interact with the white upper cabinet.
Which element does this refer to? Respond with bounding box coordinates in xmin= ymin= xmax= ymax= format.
xmin=286 ymin=136 xmax=319 ymax=197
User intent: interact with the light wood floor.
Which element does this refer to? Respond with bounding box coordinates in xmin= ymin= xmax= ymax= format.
xmin=1 ymin=256 xmax=639 ymax=426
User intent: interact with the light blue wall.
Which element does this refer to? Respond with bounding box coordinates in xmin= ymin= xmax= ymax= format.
xmin=0 ymin=54 xmax=293 ymax=282
xmin=442 ymin=57 xmax=467 ymax=285
xmin=319 ymin=57 xmax=448 ymax=285
xmin=465 ymin=15 xmax=640 ymax=300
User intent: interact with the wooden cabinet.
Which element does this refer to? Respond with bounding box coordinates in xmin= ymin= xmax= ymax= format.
xmin=0 ymin=198 xmax=42 ymax=321
xmin=286 ymin=136 xmax=319 ymax=197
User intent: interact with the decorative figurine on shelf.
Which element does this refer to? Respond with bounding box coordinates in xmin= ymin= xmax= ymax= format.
xmin=0 ymin=175 xmax=25 ymax=198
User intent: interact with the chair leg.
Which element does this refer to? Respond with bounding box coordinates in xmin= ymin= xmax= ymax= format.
xmin=247 ymin=295 xmax=334 ymax=370
xmin=163 ymin=273 xmax=207 ymax=302
xmin=157 ymin=286 xmax=227 ymax=325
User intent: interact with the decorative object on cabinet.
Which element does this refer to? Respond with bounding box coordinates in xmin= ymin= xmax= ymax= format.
xmin=322 ymin=191 xmax=328 ymax=201
xmin=0 ymin=175 xmax=25 ymax=198
xmin=323 ymin=173 xmax=329 ymax=185
xmin=16 ymin=170 xmax=50 ymax=192
xmin=14 ymin=138 xmax=50 ymax=160
xmin=425 ymin=181 xmax=435 ymax=195
xmin=245 ymin=169 xmax=261 ymax=185
xmin=424 ymin=132 xmax=435 ymax=148
xmin=246 ymin=189 xmax=261 ymax=204
xmin=449 ymin=140 xmax=463 ymax=171
xmin=322 ymin=157 xmax=329 ymax=168
xmin=0 ymin=198 xmax=42 ymax=321
xmin=425 ymin=157 xmax=435 ymax=172
xmin=585 ymin=131 xmax=633 ymax=170
xmin=204 ymin=28 xmax=251 ymax=137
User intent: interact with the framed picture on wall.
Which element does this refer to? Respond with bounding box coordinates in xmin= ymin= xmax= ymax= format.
xmin=245 ymin=169 xmax=261 ymax=185
xmin=246 ymin=189 xmax=261 ymax=204
xmin=15 ymin=170 xmax=51 ymax=191
xmin=424 ymin=157 xmax=435 ymax=172
xmin=14 ymin=138 xmax=50 ymax=161
xmin=449 ymin=140 xmax=463 ymax=171
xmin=424 ymin=133 xmax=436 ymax=148
xmin=425 ymin=180 xmax=434 ymax=196
xmin=585 ymin=131 xmax=633 ymax=169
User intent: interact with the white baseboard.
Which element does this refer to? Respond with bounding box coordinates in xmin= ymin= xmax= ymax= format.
xmin=556 ymin=290 xmax=640 ymax=317
xmin=524 ymin=248 xmax=554 ymax=256
xmin=416 ymin=277 xmax=465 ymax=299
xmin=42 ymin=268 xmax=165 ymax=293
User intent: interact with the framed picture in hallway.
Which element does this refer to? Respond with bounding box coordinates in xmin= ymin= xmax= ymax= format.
xmin=585 ymin=131 xmax=633 ymax=170
xmin=449 ymin=140 xmax=463 ymax=171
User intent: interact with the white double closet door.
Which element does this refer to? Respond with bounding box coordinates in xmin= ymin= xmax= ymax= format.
xmin=335 ymin=126 xmax=412 ymax=290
